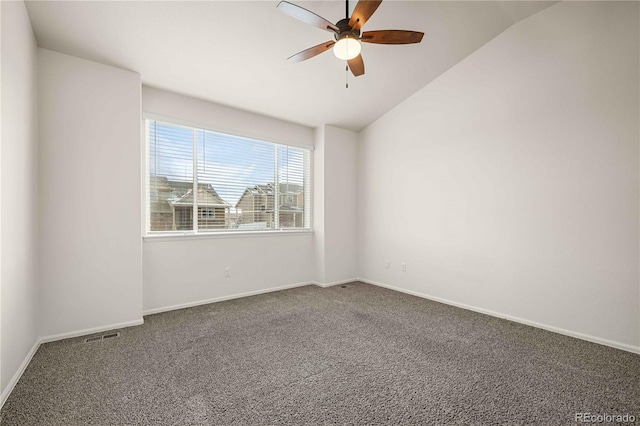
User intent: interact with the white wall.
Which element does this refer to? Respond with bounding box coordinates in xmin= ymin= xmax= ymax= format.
xmin=143 ymin=86 xmax=314 ymax=148
xmin=38 ymin=49 xmax=143 ymax=338
xmin=142 ymin=88 xmax=315 ymax=312
xmin=0 ymin=0 xmax=39 ymax=398
xmin=358 ymin=1 xmax=640 ymax=350
xmin=313 ymin=127 xmax=326 ymax=285
xmin=144 ymin=235 xmax=314 ymax=312
xmin=314 ymin=125 xmax=358 ymax=285
xmin=1 ymin=0 xmax=3 ymax=396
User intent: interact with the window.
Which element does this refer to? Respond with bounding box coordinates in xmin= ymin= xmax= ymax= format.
xmin=145 ymin=119 xmax=311 ymax=235
xmin=201 ymin=209 xmax=215 ymax=219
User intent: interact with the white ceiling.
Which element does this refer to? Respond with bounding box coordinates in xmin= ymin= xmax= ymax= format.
xmin=25 ymin=0 xmax=555 ymax=131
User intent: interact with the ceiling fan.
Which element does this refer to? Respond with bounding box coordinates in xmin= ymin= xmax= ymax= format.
xmin=276 ymin=0 xmax=424 ymax=77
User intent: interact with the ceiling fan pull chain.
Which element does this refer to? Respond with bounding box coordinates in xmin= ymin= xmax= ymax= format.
xmin=346 ymin=64 xmax=349 ymax=88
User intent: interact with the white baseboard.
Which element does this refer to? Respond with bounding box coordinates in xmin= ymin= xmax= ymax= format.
xmin=358 ymin=277 xmax=640 ymax=355
xmin=312 ymin=278 xmax=359 ymax=288
xmin=143 ymin=281 xmax=316 ymax=316
xmin=40 ymin=319 xmax=145 ymax=344
xmin=1 ymin=338 xmax=41 ymax=410
xmin=1 ymin=318 xmax=146 ymax=411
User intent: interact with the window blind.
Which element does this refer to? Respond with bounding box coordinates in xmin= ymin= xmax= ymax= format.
xmin=146 ymin=119 xmax=311 ymax=234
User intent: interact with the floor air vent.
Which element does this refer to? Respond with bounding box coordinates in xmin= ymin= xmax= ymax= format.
xmin=84 ymin=332 xmax=120 ymax=343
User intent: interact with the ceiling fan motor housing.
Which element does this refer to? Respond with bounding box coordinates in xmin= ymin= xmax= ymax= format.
xmin=335 ymin=18 xmax=360 ymax=41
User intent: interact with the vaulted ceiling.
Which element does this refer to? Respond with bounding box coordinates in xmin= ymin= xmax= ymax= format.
xmin=25 ymin=1 xmax=555 ymax=131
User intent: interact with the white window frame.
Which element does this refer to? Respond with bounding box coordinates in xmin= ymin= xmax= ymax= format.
xmin=143 ymin=116 xmax=313 ymax=239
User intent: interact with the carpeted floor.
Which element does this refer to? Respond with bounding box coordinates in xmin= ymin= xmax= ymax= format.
xmin=1 ymin=282 xmax=638 ymax=425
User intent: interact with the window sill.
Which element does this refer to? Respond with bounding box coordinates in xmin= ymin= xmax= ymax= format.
xmin=143 ymin=229 xmax=313 ymax=242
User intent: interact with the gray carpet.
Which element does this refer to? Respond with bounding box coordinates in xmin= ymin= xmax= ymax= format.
xmin=1 ymin=282 xmax=638 ymax=425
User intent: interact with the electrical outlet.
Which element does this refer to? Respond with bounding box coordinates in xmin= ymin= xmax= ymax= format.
xmin=401 ymin=263 xmax=407 ymax=272
xmin=385 ymin=259 xmax=390 ymax=269
xmin=224 ymin=267 xmax=231 ymax=277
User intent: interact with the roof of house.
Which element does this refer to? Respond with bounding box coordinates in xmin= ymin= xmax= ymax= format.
xmin=149 ymin=176 xmax=230 ymax=211
xmin=279 ymin=206 xmax=303 ymax=213
xmin=244 ymin=183 xmax=303 ymax=196
xmin=171 ymin=188 xmax=230 ymax=208
xmin=236 ymin=182 xmax=304 ymax=207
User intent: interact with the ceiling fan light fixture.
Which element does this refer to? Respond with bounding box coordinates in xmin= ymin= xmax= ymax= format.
xmin=333 ymin=35 xmax=361 ymax=60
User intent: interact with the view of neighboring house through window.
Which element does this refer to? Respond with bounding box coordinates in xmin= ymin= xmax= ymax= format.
xmin=146 ymin=119 xmax=311 ymax=234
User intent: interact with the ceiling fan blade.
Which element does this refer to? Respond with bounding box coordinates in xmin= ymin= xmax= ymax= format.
xmin=348 ymin=54 xmax=365 ymax=77
xmin=288 ymin=41 xmax=336 ymax=63
xmin=361 ymin=30 xmax=424 ymax=44
xmin=277 ymin=1 xmax=339 ymax=33
xmin=348 ymin=0 xmax=383 ymax=30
